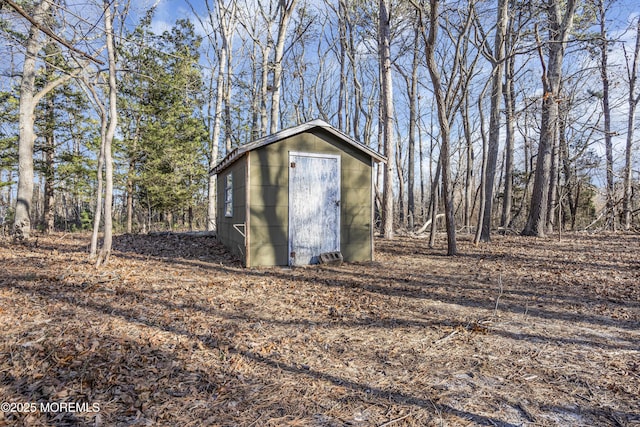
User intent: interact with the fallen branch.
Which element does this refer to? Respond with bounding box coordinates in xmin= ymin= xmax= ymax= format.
xmin=433 ymin=329 xmax=459 ymax=345
xmin=415 ymin=214 xmax=445 ymax=234
xmin=494 ymin=273 xmax=504 ymax=317
xmin=378 ymin=412 xmax=413 ymax=427
xmin=584 ymin=210 xmax=605 ymax=230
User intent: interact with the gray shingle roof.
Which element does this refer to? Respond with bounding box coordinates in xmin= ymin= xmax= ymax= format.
xmin=211 ymin=119 xmax=386 ymax=175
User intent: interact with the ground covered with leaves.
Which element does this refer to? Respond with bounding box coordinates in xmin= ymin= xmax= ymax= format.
xmin=0 ymin=231 xmax=638 ymax=426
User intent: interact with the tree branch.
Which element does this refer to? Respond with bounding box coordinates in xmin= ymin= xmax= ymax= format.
xmin=32 ymin=66 xmax=85 ymax=105
xmin=3 ymin=0 xmax=105 ymax=65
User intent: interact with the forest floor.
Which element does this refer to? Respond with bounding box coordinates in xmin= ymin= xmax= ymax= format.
xmin=0 ymin=231 xmax=638 ymax=427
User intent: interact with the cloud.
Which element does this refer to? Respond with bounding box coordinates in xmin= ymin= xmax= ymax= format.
xmin=145 ymin=0 xmax=209 ymax=37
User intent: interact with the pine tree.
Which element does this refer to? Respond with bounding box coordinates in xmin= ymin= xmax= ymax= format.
xmin=124 ymin=19 xmax=208 ymax=230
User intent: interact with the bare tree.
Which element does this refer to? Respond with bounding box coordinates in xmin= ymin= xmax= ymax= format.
xmin=421 ymin=0 xmax=458 ymax=255
xmin=500 ymin=4 xmax=519 ymax=230
xmin=379 ymin=0 xmax=395 ymax=239
xmin=479 ymin=0 xmax=509 ymax=242
xmin=335 ymin=0 xmax=348 ymax=131
xmin=623 ymin=17 xmax=640 ymax=230
xmin=596 ymin=0 xmax=616 ymax=230
xmin=11 ymin=1 xmax=75 ymax=239
xmin=474 ymin=79 xmax=491 ymax=245
xmin=41 ymin=43 xmax=57 ymax=234
xmin=337 ymin=0 xmax=370 ymax=141
xmin=270 ymin=0 xmax=299 ymax=134
xmin=278 ymin=2 xmax=316 ymax=126
xmin=404 ymin=11 xmax=421 ymax=230
xmin=237 ymin=1 xmax=273 ymax=137
xmin=94 ymin=0 xmax=118 ymax=267
xmin=307 ymin=12 xmax=336 ymax=123
xmin=522 ymin=0 xmax=577 ymax=237
xmin=461 ymin=88 xmax=475 ymax=231
xmin=198 ymin=0 xmax=237 ymax=231
xmin=3 ymin=0 xmax=105 ymax=239
xmin=86 ymin=78 xmax=107 ymax=259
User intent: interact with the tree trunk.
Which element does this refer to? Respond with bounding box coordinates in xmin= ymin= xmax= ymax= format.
xmin=250 ymin=42 xmax=260 ymax=141
xmin=126 ymin=154 xmax=134 ymax=233
xmin=337 ymin=0 xmax=347 ymax=131
xmin=419 ymin=118 xmax=426 ymax=222
xmin=349 ymin=27 xmax=363 ymax=142
xmin=14 ymin=1 xmax=52 ymax=239
xmin=522 ymin=0 xmax=577 ymax=237
xmin=395 ymin=136 xmax=406 ymax=228
xmin=407 ymin=16 xmax=419 ymax=230
xmin=559 ymin=107 xmax=573 ymax=230
xmin=429 ymin=156 xmax=441 ymax=248
xmin=42 ymin=53 xmax=56 ymax=234
xmin=523 ymin=93 xmax=556 ymax=237
xmin=546 ymin=130 xmax=559 ymax=233
xmin=424 ymin=0 xmax=456 ymax=255
xmin=270 ymin=0 xmax=298 ymax=134
xmin=480 ymin=0 xmax=508 ymax=242
xmin=474 ymin=82 xmax=489 ymax=245
xmin=598 ymin=0 xmax=616 ymax=231
xmin=623 ymin=17 xmax=640 ymax=230
xmin=96 ymin=0 xmax=118 ymax=266
xmin=500 ymin=39 xmax=516 ymax=229
xmin=379 ymin=0 xmax=395 ymax=239
xmin=206 ymin=8 xmax=227 ymax=231
xmin=89 ymin=86 xmax=107 ymax=259
xmin=462 ymin=91 xmax=474 ymax=231
xmin=260 ymin=41 xmax=271 ymax=137
xmin=224 ymin=47 xmax=234 ymax=153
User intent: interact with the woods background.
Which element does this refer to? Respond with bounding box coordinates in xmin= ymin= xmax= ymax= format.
xmin=1 ymin=0 xmax=639 ymax=256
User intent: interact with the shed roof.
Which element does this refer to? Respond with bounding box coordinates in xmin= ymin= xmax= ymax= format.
xmin=211 ymin=119 xmax=386 ymax=175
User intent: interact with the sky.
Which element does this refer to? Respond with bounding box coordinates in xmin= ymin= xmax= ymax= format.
xmin=145 ymin=0 xmax=640 ymax=33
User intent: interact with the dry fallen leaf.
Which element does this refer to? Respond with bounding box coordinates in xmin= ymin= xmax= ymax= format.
xmin=0 ymin=231 xmax=637 ymax=426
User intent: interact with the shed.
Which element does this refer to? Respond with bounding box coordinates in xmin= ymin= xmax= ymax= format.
xmin=211 ymin=119 xmax=386 ymax=267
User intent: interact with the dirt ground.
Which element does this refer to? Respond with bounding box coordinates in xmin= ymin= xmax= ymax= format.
xmin=0 ymin=231 xmax=638 ymax=426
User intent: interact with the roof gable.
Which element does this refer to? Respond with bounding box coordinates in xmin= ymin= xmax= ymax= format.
xmin=211 ymin=119 xmax=386 ymax=174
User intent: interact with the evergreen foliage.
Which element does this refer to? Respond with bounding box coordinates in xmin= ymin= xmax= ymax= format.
xmin=120 ymin=18 xmax=208 ymax=228
xmin=0 ymin=91 xmax=18 ymax=184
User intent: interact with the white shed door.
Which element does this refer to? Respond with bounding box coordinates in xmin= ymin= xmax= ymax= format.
xmin=289 ymin=152 xmax=340 ymax=266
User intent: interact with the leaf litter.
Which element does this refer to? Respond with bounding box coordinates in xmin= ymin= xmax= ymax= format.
xmin=0 ymin=231 xmax=638 ymax=426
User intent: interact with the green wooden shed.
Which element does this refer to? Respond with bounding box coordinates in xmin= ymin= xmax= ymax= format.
xmin=211 ymin=119 xmax=386 ymax=267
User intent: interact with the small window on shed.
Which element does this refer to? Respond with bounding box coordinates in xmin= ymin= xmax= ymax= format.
xmin=224 ymin=173 xmax=233 ymax=217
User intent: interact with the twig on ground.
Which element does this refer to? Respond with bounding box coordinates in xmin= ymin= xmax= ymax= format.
xmin=378 ymin=412 xmax=413 ymax=427
xmin=55 ymin=233 xmax=69 ymax=242
xmin=494 ymin=273 xmax=504 ymax=317
xmin=433 ymin=329 xmax=459 ymax=345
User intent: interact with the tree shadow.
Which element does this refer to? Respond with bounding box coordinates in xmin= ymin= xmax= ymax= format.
xmin=1 ymin=276 xmax=526 ymax=427
xmin=111 ymin=232 xmax=640 ymax=336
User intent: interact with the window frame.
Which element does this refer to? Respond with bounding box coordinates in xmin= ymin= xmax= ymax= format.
xmin=224 ymin=172 xmax=233 ymax=217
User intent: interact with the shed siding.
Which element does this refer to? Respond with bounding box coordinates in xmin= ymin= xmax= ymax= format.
xmin=216 ymin=156 xmax=247 ymax=263
xmin=247 ymin=129 xmax=372 ymax=266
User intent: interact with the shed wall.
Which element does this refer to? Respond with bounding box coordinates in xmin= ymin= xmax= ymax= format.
xmin=248 ymin=129 xmax=373 ymax=267
xmin=216 ymin=155 xmax=247 ymax=263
